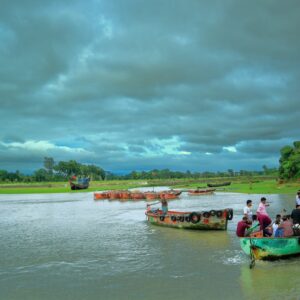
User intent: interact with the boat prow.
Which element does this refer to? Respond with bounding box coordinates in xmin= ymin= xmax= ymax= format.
xmin=240 ymin=236 xmax=300 ymax=260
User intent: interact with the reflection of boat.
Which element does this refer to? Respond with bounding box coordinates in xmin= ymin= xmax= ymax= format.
xmin=207 ymin=182 xmax=231 ymax=187
xmin=240 ymin=236 xmax=300 ymax=260
xmin=145 ymin=208 xmax=233 ymax=230
xmin=69 ymin=177 xmax=90 ymax=190
xmin=188 ymin=188 xmax=216 ymax=195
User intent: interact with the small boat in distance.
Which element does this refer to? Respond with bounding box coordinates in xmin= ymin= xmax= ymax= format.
xmin=145 ymin=208 xmax=233 ymax=230
xmin=207 ymin=182 xmax=231 ymax=188
xmin=188 ymin=188 xmax=216 ymax=195
xmin=69 ymin=176 xmax=90 ymax=190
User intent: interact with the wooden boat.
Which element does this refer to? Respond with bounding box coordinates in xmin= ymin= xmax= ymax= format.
xmin=69 ymin=177 xmax=90 ymax=190
xmin=188 ymin=188 xmax=216 ymax=195
xmin=159 ymin=190 xmax=181 ymax=200
xmin=130 ymin=191 xmax=146 ymax=200
xmin=240 ymin=236 xmax=300 ymax=260
xmin=107 ymin=190 xmax=121 ymax=199
xmin=119 ymin=191 xmax=131 ymax=199
xmin=207 ymin=182 xmax=231 ymax=188
xmin=94 ymin=191 xmax=109 ymax=200
xmin=145 ymin=208 xmax=233 ymax=230
xmin=144 ymin=192 xmax=159 ymax=200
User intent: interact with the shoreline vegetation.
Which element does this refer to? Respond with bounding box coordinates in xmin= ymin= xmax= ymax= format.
xmin=0 ymin=177 xmax=299 ymax=195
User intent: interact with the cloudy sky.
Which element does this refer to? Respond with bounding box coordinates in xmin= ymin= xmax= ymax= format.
xmin=0 ymin=0 xmax=299 ymax=174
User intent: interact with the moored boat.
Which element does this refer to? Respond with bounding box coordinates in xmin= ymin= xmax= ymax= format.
xmin=240 ymin=236 xmax=300 ymax=260
xmin=145 ymin=208 xmax=233 ymax=230
xmin=207 ymin=182 xmax=231 ymax=188
xmin=159 ymin=190 xmax=181 ymax=200
xmin=69 ymin=177 xmax=90 ymax=190
xmin=131 ymin=191 xmax=146 ymax=200
xmin=144 ymin=191 xmax=159 ymax=200
xmin=94 ymin=191 xmax=109 ymax=200
xmin=188 ymin=188 xmax=216 ymax=195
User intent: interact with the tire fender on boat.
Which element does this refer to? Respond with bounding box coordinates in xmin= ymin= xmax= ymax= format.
xmin=216 ymin=210 xmax=223 ymax=218
xmin=171 ymin=215 xmax=177 ymax=222
xmin=203 ymin=211 xmax=210 ymax=218
xmin=190 ymin=212 xmax=201 ymax=224
xmin=160 ymin=216 xmax=165 ymax=221
xmin=210 ymin=210 xmax=216 ymax=216
xmin=226 ymin=208 xmax=233 ymax=220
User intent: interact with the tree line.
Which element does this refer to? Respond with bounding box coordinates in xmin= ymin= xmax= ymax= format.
xmin=279 ymin=141 xmax=300 ymax=179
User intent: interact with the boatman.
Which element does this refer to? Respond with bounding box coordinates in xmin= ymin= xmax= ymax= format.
xmin=236 ymin=216 xmax=251 ymax=237
xmin=161 ymin=199 xmax=168 ymax=215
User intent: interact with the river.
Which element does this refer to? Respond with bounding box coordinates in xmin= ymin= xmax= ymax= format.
xmin=0 ymin=191 xmax=299 ymax=300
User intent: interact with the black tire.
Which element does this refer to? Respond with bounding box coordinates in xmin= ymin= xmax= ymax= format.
xmin=203 ymin=211 xmax=210 ymax=218
xmin=160 ymin=216 xmax=165 ymax=221
xmin=226 ymin=208 xmax=233 ymax=220
xmin=216 ymin=210 xmax=223 ymax=218
xmin=185 ymin=216 xmax=191 ymax=222
xmin=210 ymin=210 xmax=216 ymax=216
xmin=171 ymin=215 xmax=177 ymax=222
xmin=179 ymin=216 xmax=185 ymax=222
xmin=190 ymin=212 xmax=201 ymax=224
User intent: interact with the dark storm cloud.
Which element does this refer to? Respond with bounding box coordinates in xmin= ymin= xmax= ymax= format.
xmin=0 ymin=0 xmax=300 ymax=172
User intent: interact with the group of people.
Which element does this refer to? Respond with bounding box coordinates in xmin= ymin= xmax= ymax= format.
xmin=236 ymin=193 xmax=300 ymax=238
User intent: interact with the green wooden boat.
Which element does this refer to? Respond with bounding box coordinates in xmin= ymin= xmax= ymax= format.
xmin=240 ymin=236 xmax=300 ymax=260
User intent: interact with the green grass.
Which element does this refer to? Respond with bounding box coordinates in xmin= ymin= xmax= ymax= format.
xmin=0 ymin=178 xmax=299 ymax=194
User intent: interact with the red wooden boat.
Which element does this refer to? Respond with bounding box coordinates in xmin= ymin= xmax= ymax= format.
xmin=107 ymin=191 xmax=121 ymax=199
xmin=130 ymin=191 xmax=146 ymax=200
xmin=188 ymin=188 xmax=216 ymax=196
xmin=144 ymin=192 xmax=159 ymax=200
xmin=119 ymin=191 xmax=131 ymax=199
xmin=94 ymin=191 xmax=109 ymax=200
xmin=146 ymin=208 xmax=233 ymax=230
xmin=159 ymin=190 xmax=181 ymax=200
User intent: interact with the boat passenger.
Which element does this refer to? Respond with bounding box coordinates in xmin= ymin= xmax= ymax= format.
xmin=236 ymin=216 xmax=251 ymax=237
xmin=243 ymin=200 xmax=253 ymax=222
xmin=161 ymin=199 xmax=168 ymax=215
xmin=296 ymin=191 xmax=300 ymax=207
xmin=272 ymin=214 xmax=282 ymax=237
xmin=291 ymin=204 xmax=300 ymax=225
xmin=257 ymin=197 xmax=271 ymax=229
xmin=277 ymin=216 xmax=294 ymax=237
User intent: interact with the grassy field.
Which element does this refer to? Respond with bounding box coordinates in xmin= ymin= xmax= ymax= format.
xmin=0 ymin=178 xmax=299 ymax=195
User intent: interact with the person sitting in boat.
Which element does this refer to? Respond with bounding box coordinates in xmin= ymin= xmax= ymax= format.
xmin=276 ymin=215 xmax=294 ymax=237
xmin=243 ymin=200 xmax=253 ymax=223
xmin=296 ymin=191 xmax=300 ymax=207
xmin=161 ymin=199 xmax=168 ymax=215
xmin=272 ymin=214 xmax=282 ymax=237
xmin=291 ymin=204 xmax=300 ymax=225
xmin=236 ymin=216 xmax=251 ymax=237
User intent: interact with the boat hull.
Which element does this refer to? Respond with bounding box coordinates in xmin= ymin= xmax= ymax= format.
xmin=240 ymin=237 xmax=300 ymax=260
xmin=188 ymin=189 xmax=215 ymax=195
xmin=207 ymin=182 xmax=231 ymax=188
xmin=146 ymin=209 xmax=232 ymax=230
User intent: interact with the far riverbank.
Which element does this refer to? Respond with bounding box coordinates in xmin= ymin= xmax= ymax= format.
xmin=0 ymin=178 xmax=299 ymax=195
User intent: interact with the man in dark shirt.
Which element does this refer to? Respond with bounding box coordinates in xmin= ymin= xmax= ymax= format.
xmin=236 ymin=216 xmax=251 ymax=237
xmin=291 ymin=205 xmax=300 ymax=224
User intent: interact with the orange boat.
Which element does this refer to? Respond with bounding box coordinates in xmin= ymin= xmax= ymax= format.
xmin=188 ymin=188 xmax=216 ymax=196
xmin=146 ymin=208 xmax=233 ymax=230
xmin=130 ymin=191 xmax=146 ymax=200
xmin=94 ymin=191 xmax=109 ymax=200
xmin=107 ymin=190 xmax=121 ymax=199
xmin=119 ymin=191 xmax=131 ymax=199
xmin=144 ymin=192 xmax=159 ymax=200
xmin=159 ymin=191 xmax=181 ymax=200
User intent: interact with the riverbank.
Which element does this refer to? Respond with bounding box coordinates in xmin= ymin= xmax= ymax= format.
xmin=0 ymin=178 xmax=299 ymax=194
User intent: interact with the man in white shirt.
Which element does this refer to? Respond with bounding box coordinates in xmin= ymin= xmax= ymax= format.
xmin=243 ymin=200 xmax=253 ymax=222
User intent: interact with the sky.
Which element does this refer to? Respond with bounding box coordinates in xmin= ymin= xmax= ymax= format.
xmin=0 ymin=0 xmax=300 ymax=174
